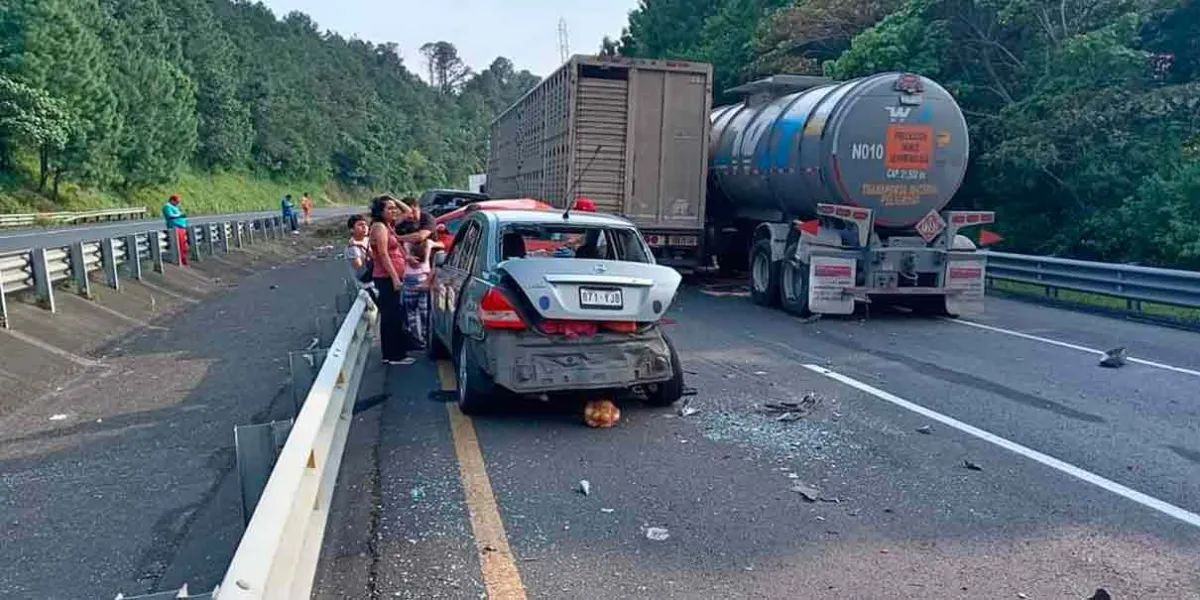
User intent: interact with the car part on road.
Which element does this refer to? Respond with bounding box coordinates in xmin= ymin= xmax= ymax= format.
xmin=644 ymin=333 xmax=685 ymax=407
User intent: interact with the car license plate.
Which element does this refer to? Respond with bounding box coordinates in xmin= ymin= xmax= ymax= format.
xmin=579 ymin=287 xmax=623 ymax=309
xmin=669 ymin=235 xmax=698 ymax=247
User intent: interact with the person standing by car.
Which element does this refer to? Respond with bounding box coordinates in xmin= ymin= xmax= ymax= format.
xmin=300 ymin=192 xmax=314 ymax=225
xmin=345 ymin=214 xmax=376 ymax=300
xmin=369 ymin=195 xmax=416 ymax=365
xmin=162 ymin=194 xmax=189 ymax=266
xmin=402 ymin=240 xmax=433 ymax=349
xmin=282 ymin=194 xmax=299 ymax=233
xmin=395 ymin=196 xmax=437 ymax=246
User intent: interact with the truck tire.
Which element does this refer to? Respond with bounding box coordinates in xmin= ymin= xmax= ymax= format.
xmin=455 ymin=337 xmax=495 ymax=415
xmin=645 ymin=333 xmax=684 ymax=407
xmin=779 ymin=243 xmax=812 ymax=317
xmin=750 ymin=239 xmax=780 ymax=307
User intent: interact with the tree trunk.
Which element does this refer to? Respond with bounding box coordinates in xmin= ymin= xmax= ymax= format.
xmin=52 ymin=168 xmax=63 ymax=200
xmin=39 ymin=146 xmax=50 ymax=191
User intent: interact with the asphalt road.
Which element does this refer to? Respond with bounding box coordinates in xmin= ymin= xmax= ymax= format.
xmin=0 ymin=243 xmax=352 ymax=598
xmin=0 ymin=206 xmax=361 ymax=254
xmin=317 ymin=287 xmax=1200 ymax=599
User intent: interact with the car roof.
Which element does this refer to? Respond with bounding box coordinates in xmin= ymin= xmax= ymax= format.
xmin=485 ymin=209 xmax=636 ymax=228
xmin=434 ymin=199 xmax=551 ymax=222
xmin=421 ymin=189 xmax=488 ymax=199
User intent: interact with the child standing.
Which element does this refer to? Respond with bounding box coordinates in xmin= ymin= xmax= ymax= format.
xmin=402 ymin=240 xmax=433 ymax=349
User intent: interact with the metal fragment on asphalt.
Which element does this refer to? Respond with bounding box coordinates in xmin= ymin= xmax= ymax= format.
xmin=645 ymin=527 xmax=670 ymax=541
xmin=578 ymin=480 xmax=591 ymax=495
xmin=963 ymin=460 xmax=983 ymax=471
xmin=917 ymin=425 xmax=933 ymax=434
xmin=791 ymin=484 xmax=821 ymax=502
xmin=49 ymin=414 xmax=68 ymax=421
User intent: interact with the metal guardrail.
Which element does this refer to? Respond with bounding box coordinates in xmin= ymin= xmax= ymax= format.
xmin=111 ymin=288 xmax=376 ymax=600
xmin=0 ymin=215 xmax=291 ymax=327
xmin=217 ymin=290 xmax=376 ymax=599
xmin=0 ymin=207 xmax=148 ymax=228
xmin=984 ymin=250 xmax=1200 ymax=324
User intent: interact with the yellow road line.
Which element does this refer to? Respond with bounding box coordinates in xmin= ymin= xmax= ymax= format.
xmin=439 ymin=360 xmax=527 ymax=600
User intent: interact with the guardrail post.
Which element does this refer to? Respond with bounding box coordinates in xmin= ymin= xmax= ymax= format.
xmin=186 ymin=226 xmax=201 ymax=263
xmin=100 ymin=238 xmax=120 ymax=291
xmin=233 ymin=221 xmax=244 ymax=249
xmin=149 ymin=231 xmax=165 ymax=273
xmin=218 ymin=221 xmax=231 ymax=253
xmin=69 ymin=242 xmax=92 ymax=298
xmin=0 ymin=272 xmax=9 ymax=328
xmin=246 ymin=220 xmax=257 ymax=245
xmin=124 ymin=234 xmax=143 ymax=280
xmin=31 ymin=248 xmax=55 ymax=312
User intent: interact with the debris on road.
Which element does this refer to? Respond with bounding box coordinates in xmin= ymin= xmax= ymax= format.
xmin=753 ymin=370 xmax=768 ymax=376
xmin=1087 ymin=589 xmax=1112 ymax=600
xmin=644 ymin=527 xmax=670 ymax=541
xmin=600 ymin=508 xmax=614 ymax=513
xmin=678 ymin=398 xmax=699 ymax=417
xmin=583 ymin=399 xmax=620 ymax=428
xmin=1099 ymin=346 xmax=1127 ymax=368
xmin=577 ymin=480 xmax=591 ymax=496
xmin=49 ymin=414 xmax=69 ymax=421
xmin=269 ymin=284 xmax=278 ymax=290
xmin=963 ymin=460 xmax=984 ymax=471
xmin=798 ymin=314 xmax=822 ymax=324
xmin=759 ymin=393 xmax=821 ymax=422
xmin=790 ymin=483 xmax=822 ymax=502
xmin=916 ymin=425 xmax=933 ymax=435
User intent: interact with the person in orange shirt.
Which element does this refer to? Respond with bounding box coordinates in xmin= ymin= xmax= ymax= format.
xmin=300 ymin=193 xmax=314 ymax=225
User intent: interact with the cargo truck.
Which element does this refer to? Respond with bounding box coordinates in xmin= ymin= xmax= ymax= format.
xmin=707 ymin=72 xmax=996 ymax=318
xmin=487 ymin=57 xmax=997 ymax=317
xmin=486 ymin=55 xmax=713 ymax=269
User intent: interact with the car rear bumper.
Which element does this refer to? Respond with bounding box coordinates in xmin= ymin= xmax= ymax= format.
xmin=483 ymin=329 xmax=675 ymax=394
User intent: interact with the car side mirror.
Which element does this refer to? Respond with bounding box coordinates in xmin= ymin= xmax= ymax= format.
xmin=434 ymin=251 xmax=447 ymax=267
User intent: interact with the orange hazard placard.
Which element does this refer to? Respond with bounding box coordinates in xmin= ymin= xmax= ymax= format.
xmin=885 ymin=125 xmax=933 ymax=170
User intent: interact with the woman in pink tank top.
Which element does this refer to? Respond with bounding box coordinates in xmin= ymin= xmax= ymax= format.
xmin=369 ymin=195 xmax=415 ymax=365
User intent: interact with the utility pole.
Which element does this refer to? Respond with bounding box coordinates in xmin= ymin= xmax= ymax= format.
xmin=557 ymin=18 xmax=570 ymax=64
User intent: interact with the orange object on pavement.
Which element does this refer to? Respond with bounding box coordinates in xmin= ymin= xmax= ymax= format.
xmin=583 ymin=399 xmax=620 ymax=428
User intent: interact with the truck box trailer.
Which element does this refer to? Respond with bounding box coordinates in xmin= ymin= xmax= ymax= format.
xmin=486 ymin=55 xmax=713 ymax=269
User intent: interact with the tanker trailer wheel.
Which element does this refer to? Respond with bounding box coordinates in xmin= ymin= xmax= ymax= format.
xmin=779 ymin=243 xmax=812 ymax=317
xmin=750 ymin=239 xmax=780 ymax=307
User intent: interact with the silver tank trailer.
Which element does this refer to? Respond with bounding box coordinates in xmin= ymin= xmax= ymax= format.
xmin=708 ymin=72 xmax=970 ymax=230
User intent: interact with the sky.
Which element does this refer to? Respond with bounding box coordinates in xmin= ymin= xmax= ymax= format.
xmin=257 ymin=0 xmax=641 ymax=78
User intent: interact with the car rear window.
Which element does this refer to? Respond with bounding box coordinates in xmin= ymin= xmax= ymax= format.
xmin=498 ymin=225 xmax=652 ymax=263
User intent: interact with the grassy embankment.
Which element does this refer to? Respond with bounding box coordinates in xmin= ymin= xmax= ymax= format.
xmin=0 ymin=167 xmax=361 ymax=218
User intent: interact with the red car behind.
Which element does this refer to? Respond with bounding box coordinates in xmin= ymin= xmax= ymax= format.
xmin=434 ymin=198 xmax=553 ymax=252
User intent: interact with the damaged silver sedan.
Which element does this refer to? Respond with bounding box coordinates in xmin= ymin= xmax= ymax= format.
xmin=427 ymin=209 xmax=685 ymax=414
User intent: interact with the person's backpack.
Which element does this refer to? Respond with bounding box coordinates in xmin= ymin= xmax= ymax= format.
xmin=358 ymin=258 xmax=374 ymax=284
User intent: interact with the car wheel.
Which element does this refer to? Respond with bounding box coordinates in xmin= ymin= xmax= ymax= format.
xmin=455 ymin=337 xmax=494 ymax=415
xmin=645 ymin=333 xmax=685 ymax=407
xmin=750 ymin=239 xmax=780 ymax=307
xmin=427 ymin=306 xmax=449 ymax=359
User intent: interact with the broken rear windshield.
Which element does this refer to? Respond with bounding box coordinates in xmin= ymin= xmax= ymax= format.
xmin=498 ymin=224 xmax=652 ymax=263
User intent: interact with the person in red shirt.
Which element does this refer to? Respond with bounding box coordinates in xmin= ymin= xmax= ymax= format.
xmin=300 ymin=193 xmax=314 ymax=225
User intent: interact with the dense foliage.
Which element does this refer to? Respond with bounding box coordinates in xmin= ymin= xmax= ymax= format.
xmin=0 ymin=0 xmax=537 ymax=209
xmin=613 ymin=0 xmax=1200 ymax=268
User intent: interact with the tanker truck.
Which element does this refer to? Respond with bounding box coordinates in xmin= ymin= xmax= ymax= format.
xmin=705 ymin=72 xmax=997 ymax=317
xmin=486 ymin=57 xmax=996 ymax=317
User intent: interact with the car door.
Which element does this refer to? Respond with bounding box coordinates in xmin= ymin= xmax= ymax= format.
xmin=432 ymin=218 xmax=483 ymax=344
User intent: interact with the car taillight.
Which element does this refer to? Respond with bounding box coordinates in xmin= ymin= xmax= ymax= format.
xmin=602 ymin=321 xmax=637 ymax=333
xmin=480 ymin=287 xmax=525 ymax=329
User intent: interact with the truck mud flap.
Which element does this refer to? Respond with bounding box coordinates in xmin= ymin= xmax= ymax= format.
xmin=808 ymin=255 xmax=856 ymax=315
xmin=944 ymin=257 xmax=987 ymax=316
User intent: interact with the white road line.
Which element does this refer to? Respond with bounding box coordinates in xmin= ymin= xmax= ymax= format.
xmin=948 ymin=318 xmax=1200 ymax=378
xmin=803 ymin=363 xmax=1200 ymax=530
